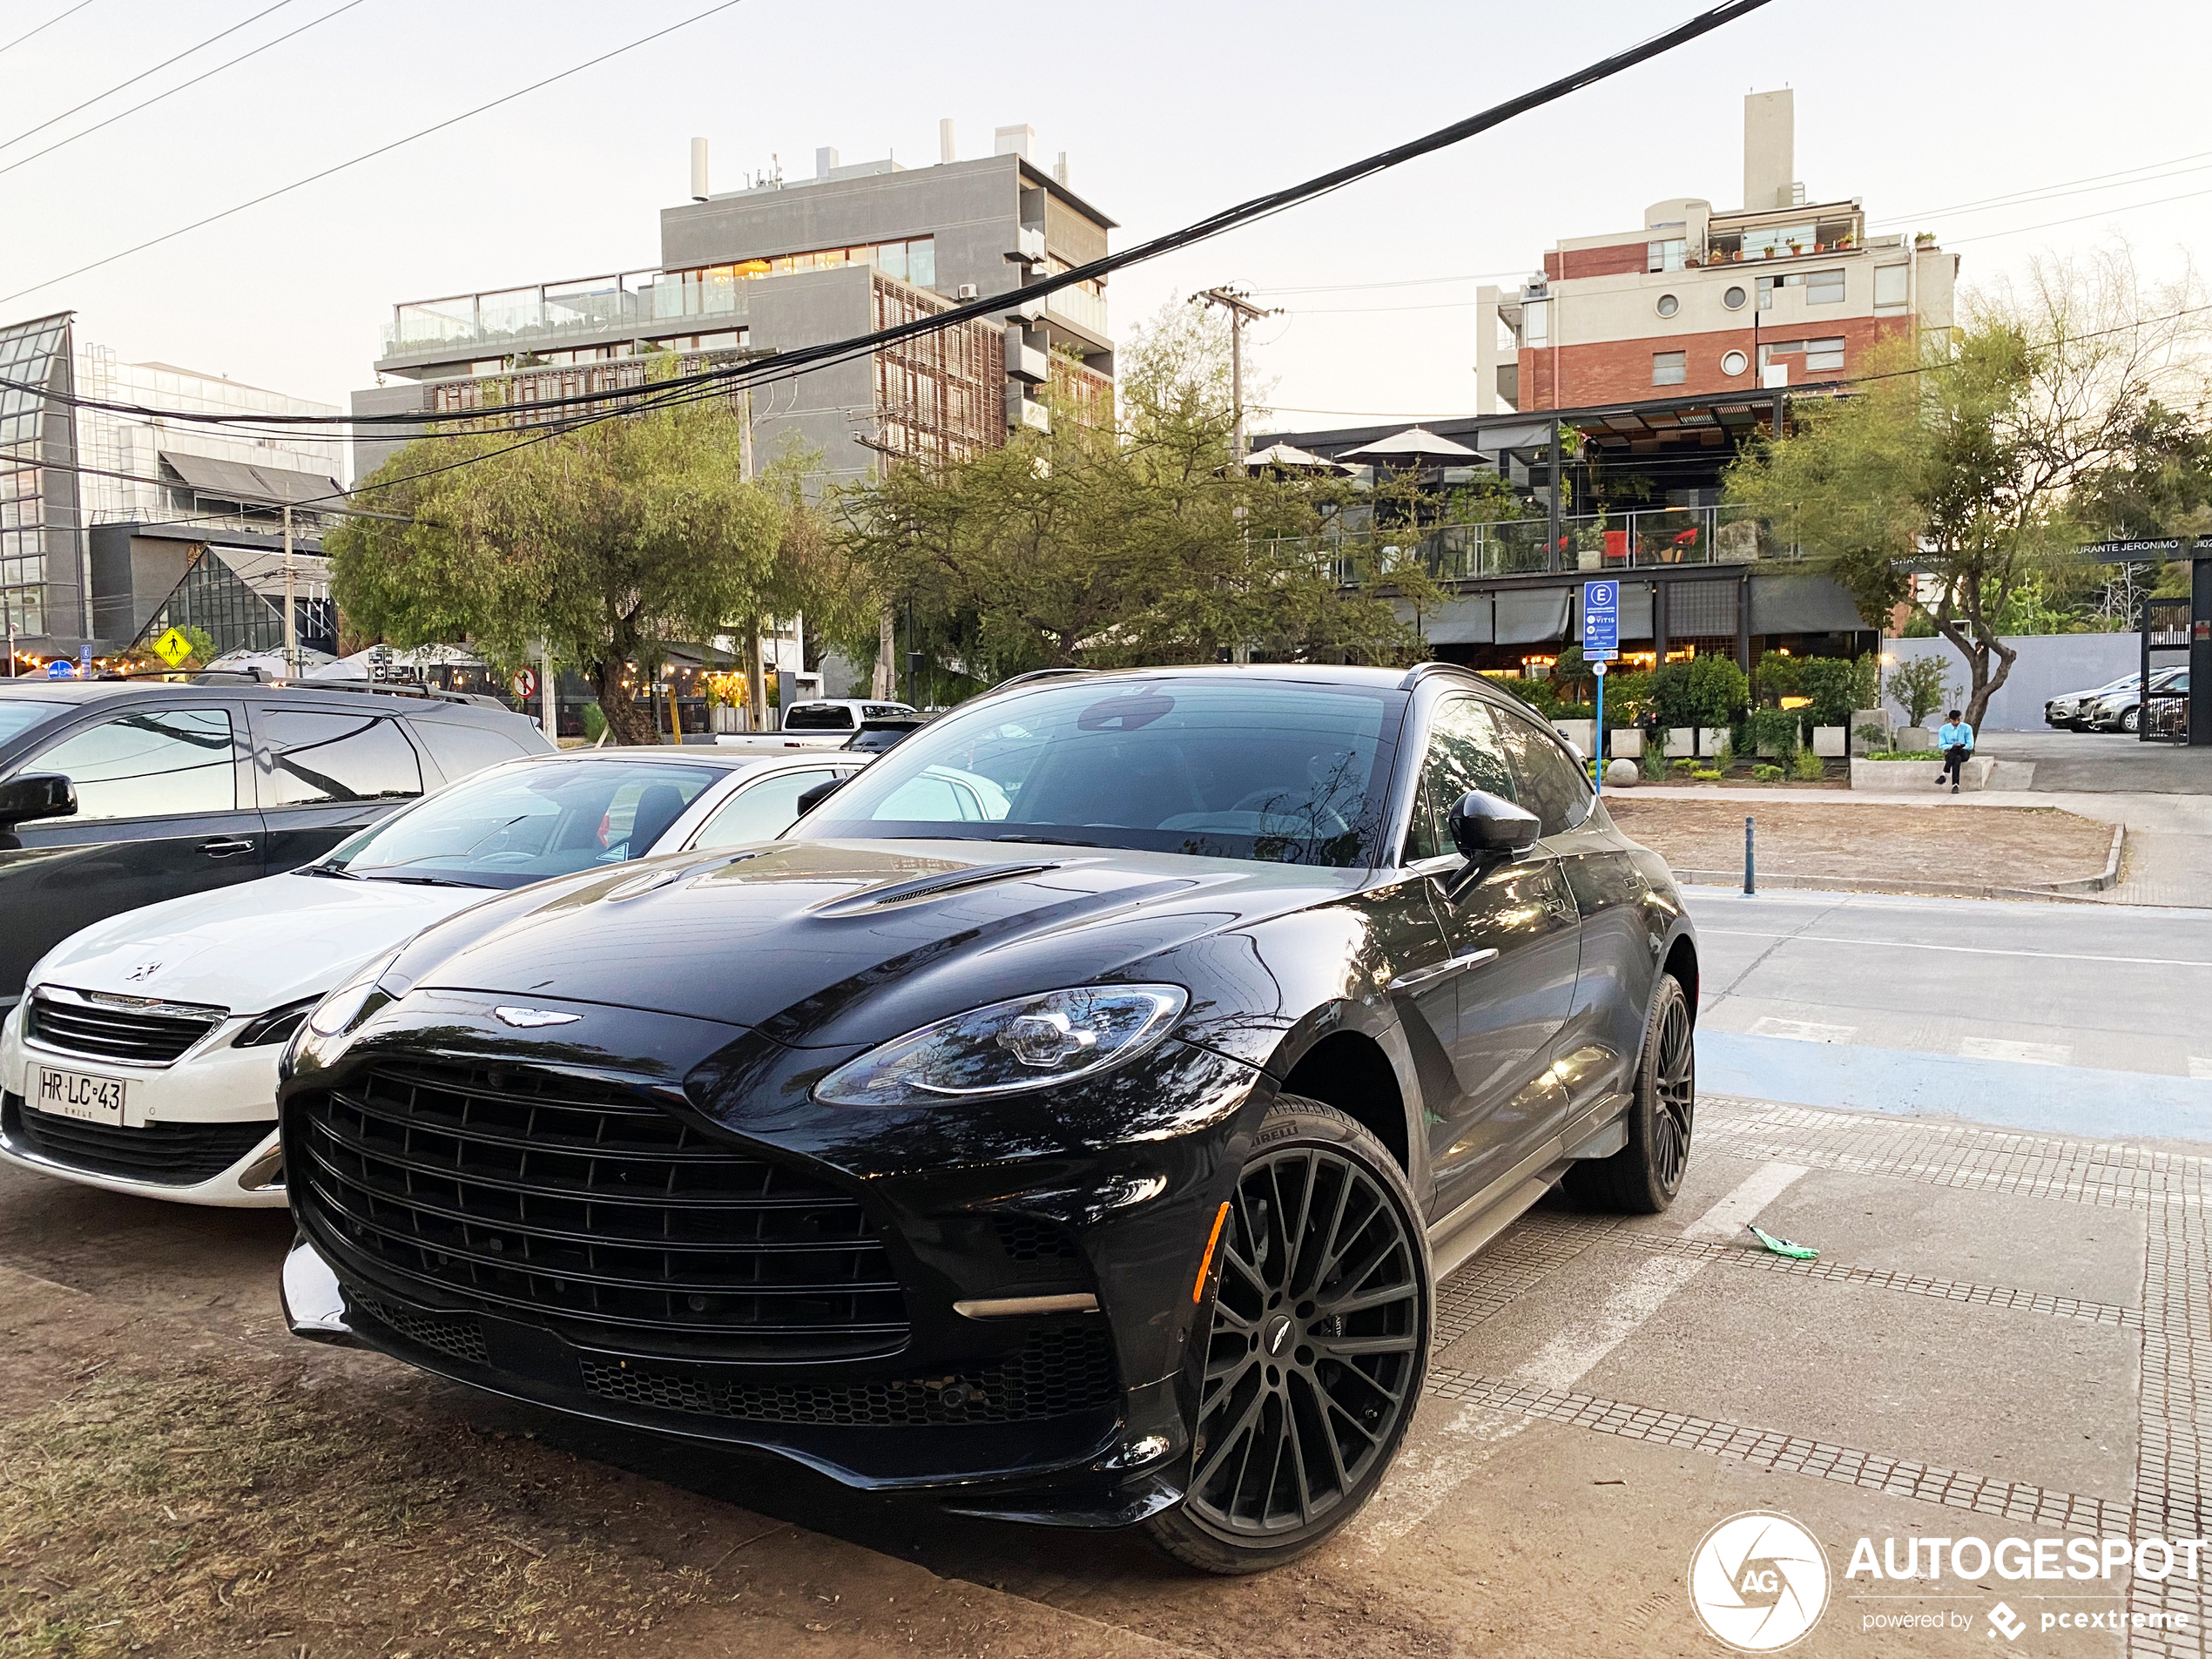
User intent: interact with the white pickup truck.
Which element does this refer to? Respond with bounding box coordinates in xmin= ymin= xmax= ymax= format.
xmin=711 ymin=698 xmax=920 ymax=754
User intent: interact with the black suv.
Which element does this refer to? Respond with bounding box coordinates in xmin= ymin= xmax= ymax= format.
xmin=0 ymin=679 xmax=550 ymax=1004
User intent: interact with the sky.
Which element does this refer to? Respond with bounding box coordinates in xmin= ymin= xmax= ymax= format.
xmin=3 ymin=0 xmax=2209 ymax=464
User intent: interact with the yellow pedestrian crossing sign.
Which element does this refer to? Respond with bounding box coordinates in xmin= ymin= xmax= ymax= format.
xmin=151 ymin=627 xmax=194 ymax=668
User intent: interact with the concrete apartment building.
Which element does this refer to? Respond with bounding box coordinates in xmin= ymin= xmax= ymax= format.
xmin=0 ymin=310 xmax=344 ymax=665
xmin=353 ymin=121 xmax=1116 ymax=489
xmin=1474 ymin=90 xmax=1958 ymax=415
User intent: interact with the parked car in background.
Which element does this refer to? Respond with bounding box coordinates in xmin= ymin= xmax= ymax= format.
xmin=709 ymin=699 xmax=921 ymax=758
xmin=2045 ymin=673 xmax=2144 ymax=731
xmin=842 ymin=718 xmax=928 ymax=753
xmin=277 ymin=664 xmax=1699 ymax=1571
xmin=0 ymin=680 xmax=550 ymax=1007
xmin=0 ymin=748 xmax=868 ymax=1207
xmin=2087 ymin=666 xmax=2186 ymax=732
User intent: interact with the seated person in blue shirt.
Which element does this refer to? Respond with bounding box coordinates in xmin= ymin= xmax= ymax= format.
xmin=1937 ymin=709 xmax=1974 ymax=792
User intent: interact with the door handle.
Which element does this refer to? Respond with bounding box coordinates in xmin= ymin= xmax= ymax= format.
xmin=199 ymin=838 xmax=256 ymax=858
xmin=1388 ymin=948 xmax=1500 ymax=994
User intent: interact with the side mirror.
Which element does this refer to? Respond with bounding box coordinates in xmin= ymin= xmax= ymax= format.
xmin=0 ymin=773 xmax=76 ymax=827
xmin=794 ymin=775 xmax=848 ymax=815
xmin=1443 ymin=788 xmax=1538 ymax=899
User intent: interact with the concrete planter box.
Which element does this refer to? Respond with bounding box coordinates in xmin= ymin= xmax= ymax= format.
xmin=1552 ymin=718 xmax=1595 ymax=757
xmin=1812 ymin=725 xmax=1847 ymax=758
xmin=1895 ymin=726 xmax=1932 ymax=753
xmin=1608 ymin=728 xmax=1644 ymax=759
xmin=1697 ymin=726 xmax=1730 ymax=758
xmin=1666 ymin=726 xmax=1696 ymax=758
xmin=1852 ymin=756 xmax=1994 ymax=791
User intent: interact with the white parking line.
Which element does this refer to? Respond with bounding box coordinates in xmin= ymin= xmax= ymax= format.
xmin=2190 ymin=1057 xmax=2212 ymax=1082
xmin=1959 ymin=1037 xmax=2074 ymax=1067
xmin=1749 ymin=1016 xmax=1858 ymax=1044
xmin=1702 ymin=928 xmax=2212 ymax=972
xmin=1354 ymin=1162 xmax=1809 ymax=1548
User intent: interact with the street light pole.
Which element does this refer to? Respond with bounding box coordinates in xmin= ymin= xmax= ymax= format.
xmin=1191 ymin=287 xmax=1281 ymax=460
xmin=282 ymin=502 xmax=298 ymax=678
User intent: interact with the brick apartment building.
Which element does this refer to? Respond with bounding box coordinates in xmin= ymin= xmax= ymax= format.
xmin=1474 ymin=90 xmax=1958 ymax=414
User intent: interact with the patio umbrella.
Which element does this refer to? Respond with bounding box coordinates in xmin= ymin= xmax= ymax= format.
xmin=1241 ymin=441 xmax=1352 ymax=472
xmin=1338 ymin=426 xmax=1480 ymax=463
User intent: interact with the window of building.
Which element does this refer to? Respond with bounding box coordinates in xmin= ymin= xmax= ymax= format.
xmin=1758 ymin=338 xmax=1846 ymax=374
xmin=1652 ymin=350 xmax=1687 ymax=386
xmin=1807 ymin=268 xmax=1846 ymax=305
xmin=1647 ymin=239 xmax=1686 ymax=273
xmin=1874 ymin=264 xmax=1910 ymax=309
xmin=1723 ymin=285 xmax=1748 ymax=310
xmin=1721 ymin=349 xmax=1749 ymax=376
xmin=1656 ymin=293 xmax=1680 ymax=318
xmin=260 ymin=711 xmax=422 ymax=806
xmin=1522 ymin=296 xmax=1548 ymax=347
xmin=28 ymin=708 xmax=237 ymax=820
xmin=1738 ymin=223 xmax=1815 ymax=261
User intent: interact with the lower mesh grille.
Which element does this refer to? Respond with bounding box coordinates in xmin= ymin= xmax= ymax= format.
xmin=578 ymin=1325 xmax=1117 ymax=1427
xmin=351 ymin=1292 xmax=489 ymax=1366
xmin=4 ymin=1094 xmax=269 ymax=1185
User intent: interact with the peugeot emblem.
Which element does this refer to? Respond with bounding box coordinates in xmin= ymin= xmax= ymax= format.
xmin=124 ymin=958 xmax=162 ymax=983
xmin=493 ymin=1007 xmax=581 ymax=1028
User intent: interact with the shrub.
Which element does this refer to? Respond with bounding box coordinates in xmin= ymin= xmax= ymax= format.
xmin=1754 ymin=650 xmax=1804 ymax=705
xmin=1640 ymin=743 xmax=1670 ymax=780
xmin=1753 ymin=763 xmax=1785 ymax=782
xmin=1648 ymin=654 xmax=1749 ymax=730
xmin=582 ymin=702 xmax=607 ymax=743
xmin=1853 ymin=720 xmax=1889 ymax=752
xmin=1670 ymin=756 xmax=1696 ymax=772
xmin=1798 ymin=656 xmax=1872 ymax=728
xmin=1791 ymin=749 xmax=1825 ymax=781
xmin=1888 ymin=656 xmax=1952 ymax=726
xmin=1712 ymin=739 xmax=1736 ymax=772
xmin=1690 ymin=767 xmax=1723 ymax=781
xmin=1745 ymin=706 xmax=1801 ymax=761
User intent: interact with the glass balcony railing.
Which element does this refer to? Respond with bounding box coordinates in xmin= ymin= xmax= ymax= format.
xmin=1043 ymin=281 xmax=1109 ymax=338
xmin=1317 ymin=506 xmax=1792 ymax=586
xmin=381 ymin=271 xmax=751 ymax=359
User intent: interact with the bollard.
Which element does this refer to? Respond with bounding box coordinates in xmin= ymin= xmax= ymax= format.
xmin=1743 ymin=814 xmax=1756 ymax=895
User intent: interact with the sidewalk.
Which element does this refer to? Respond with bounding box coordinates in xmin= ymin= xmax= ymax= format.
xmin=1615 ymin=783 xmax=2212 ymax=907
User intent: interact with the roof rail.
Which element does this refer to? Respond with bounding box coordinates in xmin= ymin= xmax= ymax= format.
xmin=1396 ymin=661 xmax=1475 ymax=691
xmin=986 ymin=667 xmax=1094 ymax=695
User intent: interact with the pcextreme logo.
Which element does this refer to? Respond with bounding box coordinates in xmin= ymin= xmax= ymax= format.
xmin=1688 ymin=1511 xmax=1831 ymax=1652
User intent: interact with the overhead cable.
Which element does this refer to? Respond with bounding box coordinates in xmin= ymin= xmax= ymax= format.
xmin=0 ymin=0 xmax=752 ymax=309
xmin=0 ymin=0 xmax=96 ymax=59
xmin=0 ymin=0 xmax=298 ymax=154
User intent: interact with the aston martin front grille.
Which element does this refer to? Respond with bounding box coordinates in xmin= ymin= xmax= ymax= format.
xmin=291 ymin=1062 xmax=908 ymax=1359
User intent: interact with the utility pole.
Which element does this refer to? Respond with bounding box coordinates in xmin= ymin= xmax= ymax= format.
xmin=1191 ymin=287 xmax=1280 ymax=459
xmin=282 ymin=502 xmax=298 ymax=678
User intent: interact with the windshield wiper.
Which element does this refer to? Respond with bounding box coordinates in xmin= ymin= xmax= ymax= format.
xmin=357 ymin=872 xmax=495 ymax=888
xmin=992 ymin=833 xmax=1105 ymax=848
xmin=297 ymin=863 xmax=361 ymax=880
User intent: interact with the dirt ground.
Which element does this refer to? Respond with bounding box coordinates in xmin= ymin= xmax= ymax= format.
xmin=1604 ymin=798 xmax=2117 ymax=887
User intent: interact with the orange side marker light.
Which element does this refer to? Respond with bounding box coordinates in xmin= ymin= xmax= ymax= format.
xmin=1192 ymin=1201 xmax=1231 ymax=1304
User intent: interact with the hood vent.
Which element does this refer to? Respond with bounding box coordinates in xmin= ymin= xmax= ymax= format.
xmin=813 ymin=861 xmax=1062 ymax=917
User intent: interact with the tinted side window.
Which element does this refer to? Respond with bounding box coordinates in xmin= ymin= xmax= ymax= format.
xmin=261 ymin=711 xmax=423 ymax=806
xmin=1491 ymin=709 xmax=1592 ymax=837
xmin=781 ymin=705 xmax=853 ymax=732
xmin=26 ymin=707 xmax=237 ymax=820
xmin=690 ymin=768 xmax=840 ymax=849
xmin=1410 ymin=696 xmax=1519 ymax=860
xmin=410 ymin=718 xmax=529 ymax=785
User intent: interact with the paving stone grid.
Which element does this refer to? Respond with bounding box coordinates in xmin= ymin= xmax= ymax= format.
xmin=1424 ymin=1096 xmax=2212 ymax=1656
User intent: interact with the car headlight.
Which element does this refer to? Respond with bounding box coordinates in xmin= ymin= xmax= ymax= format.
xmin=813 ymin=984 xmax=1188 ymax=1106
xmin=306 ymin=946 xmax=405 ymax=1040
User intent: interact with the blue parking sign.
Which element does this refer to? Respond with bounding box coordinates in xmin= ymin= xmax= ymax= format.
xmin=1581 ymin=580 xmax=1619 ymax=658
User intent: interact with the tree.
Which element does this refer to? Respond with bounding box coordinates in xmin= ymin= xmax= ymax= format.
xmin=839 ymin=312 xmax=1435 ymax=681
xmin=1647 ymin=655 xmax=1748 ymax=730
xmin=327 ymin=383 xmax=797 ymax=745
xmin=1727 ymin=246 xmax=2209 ymax=727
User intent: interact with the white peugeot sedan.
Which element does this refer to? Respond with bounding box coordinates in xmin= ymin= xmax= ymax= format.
xmin=0 ymin=746 xmax=872 ymax=1206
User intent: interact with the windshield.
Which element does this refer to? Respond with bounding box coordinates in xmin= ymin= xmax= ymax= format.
xmin=793 ymin=677 xmax=1403 ymax=867
xmin=0 ymin=700 xmax=59 ymax=746
xmin=316 ymin=759 xmax=721 ymax=888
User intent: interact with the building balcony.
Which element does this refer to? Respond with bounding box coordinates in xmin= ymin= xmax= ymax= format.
xmin=1042 ymin=281 xmax=1109 ymax=341
xmin=1318 ymin=505 xmax=1797 ymax=586
xmin=378 ymin=269 xmax=752 ymax=367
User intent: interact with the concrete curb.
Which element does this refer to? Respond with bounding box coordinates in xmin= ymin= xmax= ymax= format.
xmin=1669 ymin=825 xmax=2126 ymax=903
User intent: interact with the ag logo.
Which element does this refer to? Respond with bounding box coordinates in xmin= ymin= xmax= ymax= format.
xmin=1688 ymin=1511 xmax=1830 ymax=1652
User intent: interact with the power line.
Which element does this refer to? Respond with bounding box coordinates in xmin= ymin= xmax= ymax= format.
xmin=1 ymin=0 xmax=1778 ymax=446
xmin=1250 ymin=271 xmax=1528 ymax=295
xmin=0 ymin=0 xmax=95 ymax=58
xmin=1943 ymin=183 xmax=2212 ymax=247
xmin=0 ymin=0 xmax=752 ymax=309
xmin=1879 ymin=146 xmax=2212 ymax=226
xmin=0 ymin=1 xmax=298 ymax=154
xmin=0 ymin=0 xmax=370 ymax=181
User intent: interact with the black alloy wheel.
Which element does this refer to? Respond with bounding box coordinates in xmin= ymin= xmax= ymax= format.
xmin=1565 ymin=972 xmax=1696 ymax=1214
xmin=1146 ymin=1096 xmax=1429 ymax=1574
